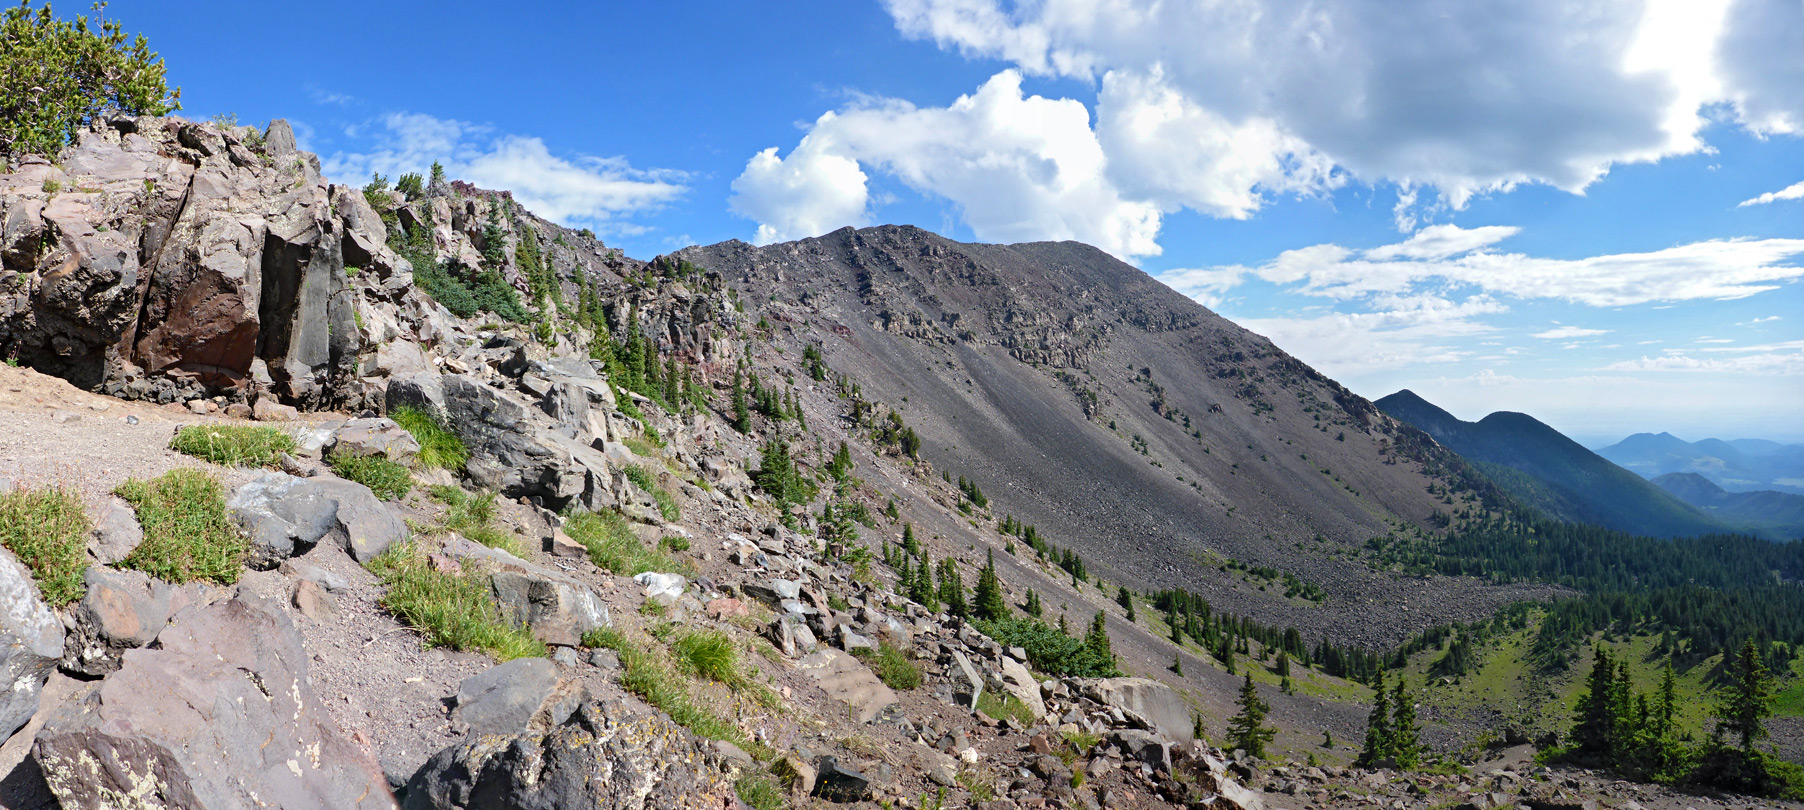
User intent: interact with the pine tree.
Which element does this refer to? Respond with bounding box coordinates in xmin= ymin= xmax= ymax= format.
xmin=1277 ymin=650 xmax=1292 ymax=678
xmin=937 ymin=558 xmax=966 ymax=618
xmin=1116 ymin=585 xmax=1136 ymax=622
xmin=1085 ymin=612 xmax=1113 ymax=663
xmin=1227 ymin=674 xmax=1275 ymax=759
xmin=912 ymin=553 xmax=939 ymax=612
xmin=973 ymin=549 xmax=1007 ymax=621
xmin=1359 ymin=669 xmax=1393 ymax=768
xmin=1571 ymin=645 xmax=1618 ymax=756
xmin=1171 ymin=653 xmax=1184 ymax=676
xmin=1390 ymin=676 xmax=1421 ymax=768
xmin=1024 ymin=589 xmax=1043 ymax=618
xmin=730 ymin=368 xmax=750 ymax=433
xmin=1716 ymin=638 xmax=1775 ymax=752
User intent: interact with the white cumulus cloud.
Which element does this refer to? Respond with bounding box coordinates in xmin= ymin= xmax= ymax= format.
xmin=323 ymin=112 xmax=685 ymax=232
xmin=1532 ymin=326 xmax=1612 ymax=339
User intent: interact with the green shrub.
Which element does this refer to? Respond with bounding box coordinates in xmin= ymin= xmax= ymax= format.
xmin=660 ymin=535 xmax=691 ymax=552
xmin=582 ymin=628 xmax=741 ymax=742
xmin=390 ymin=406 xmax=468 ymax=470
xmin=974 ymin=616 xmax=1120 ymax=678
xmin=329 ymin=454 xmax=411 ymax=500
xmin=0 ymin=485 xmax=89 ymax=605
xmin=859 ymin=642 xmax=922 ymax=690
xmin=115 ymin=469 xmax=244 ymax=585
xmin=564 ymin=509 xmax=672 ymax=575
xmin=0 ymin=2 xmax=180 ymax=160
xmin=625 ymin=462 xmax=685 ymax=521
xmin=367 ymin=543 xmax=544 ymax=661
xmin=170 ymin=424 xmax=294 ymax=468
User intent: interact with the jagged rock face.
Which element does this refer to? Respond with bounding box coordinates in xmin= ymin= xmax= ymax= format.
xmin=401 ymin=701 xmax=737 ymax=810
xmin=0 ymin=118 xmax=373 ymax=407
xmin=33 ymin=593 xmax=397 ymax=810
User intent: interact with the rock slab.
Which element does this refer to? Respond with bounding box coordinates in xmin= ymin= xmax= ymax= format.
xmin=33 ymin=593 xmax=396 ymax=809
xmin=0 ymin=545 xmax=62 ymax=741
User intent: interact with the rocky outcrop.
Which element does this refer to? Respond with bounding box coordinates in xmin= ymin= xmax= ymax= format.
xmin=33 ymin=593 xmax=396 ymax=809
xmin=452 ymin=658 xmax=586 ymax=737
xmin=228 ymin=472 xmax=410 ymax=567
xmin=0 ymin=545 xmax=61 ymax=742
xmin=400 ymin=701 xmax=737 ymax=810
xmin=57 ymin=566 xmax=221 ymax=677
xmin=1077 ymin=677 xmax=1196 ymax=743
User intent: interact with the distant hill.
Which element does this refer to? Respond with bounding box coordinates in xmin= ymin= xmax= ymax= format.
xmin=1653 ymin=473 xmax=1804 ymax=541
xmin=1376 ymin=390 xmax=1722 ymax=538
xmin=1595 ymin=433 xmax=1804 ymax=495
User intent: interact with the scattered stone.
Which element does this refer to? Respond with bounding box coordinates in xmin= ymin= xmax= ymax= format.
xmin=291 ymin=578 xmax=340 ymax=621
xmin=50 ymin=409 xmax=79 ymax=423
xmin=948 ymin=649 xmax=984 ymax=710
xmin=588 ymin=649 xmax=620 ymax=670
xmin=402 ymin=701 xmax=735 ymax=810
xmin=546 ymin=529 xmax=588 ymax=559
xmin=253 ymin=398 xmax=300 ymax=421
xmin=224 ymin=402 xmax=253 ymax=419
xmin=279 ymin=559 xmax=350 ymax=593
xmin=33 ymin=593 xmax=396 ymax=809
xmin=705 ymin=597 xmax=748 ymax=620
xmin=329 ymin=417 xmax=422 ymax=465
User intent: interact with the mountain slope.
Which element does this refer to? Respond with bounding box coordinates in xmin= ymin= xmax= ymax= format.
xmin=1654 ymin=472 xmax=1804 ymax=540
xmin=1597 ymin=432 xmax=1804 ymax=495
xmin=678 ymin=226 xmax=1546 ymax=647
xmin=1375 ymin=390 xmax=1721 ymax=538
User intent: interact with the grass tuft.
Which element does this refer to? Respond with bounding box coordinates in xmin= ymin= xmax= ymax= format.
xmin=428 ymin=485 xmax=525 ymax=557
xmin=976 ymin=689 xmax=1038 ymax=727
xmin=329 ymin=454 xmax=411 ymax=500
xmin=624 ymin=464 xmax=681 ymax=522
xmin=115 ymin=469 xmax=245 ymax=585
xmin=735 ymin=772 xmax=788 ymax=810
xmin=366 ymin=542 xmax=545 ymax=661
xmin=583 ymin=627 xmax=742 ymax=742
xmin=564 ymin=509 xmax=675 ymax=575
xmin=859 ymin=642 xmax=922 ymax=691
xmin=0 ymin=486 xmax=90 ymax=606
xmin=170 ymin=424 xmax=295 ymax=468
xmin=390 ymin=406 xmax=469 ymax=470
xmin=674 ymin=629 xmax=744 ymax=688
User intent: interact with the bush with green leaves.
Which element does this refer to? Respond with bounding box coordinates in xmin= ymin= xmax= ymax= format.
xmin=855 ymin=642 xmax=922 ymax=691
xmin=582 ymin=628 xmax=741 ymax=742
xmin=0 ymin=485 xmax=89 ymax=605
xmin=428 ymin=485 xmax=523 ymax=556
xmin=624 ymin=465 xmax=681 ymax=522
xmin=389 ymin=406 xmax=468 ymax=470
xmin=170 ymin=424 xmax=294 ymax=468
xmin=367 ymin=542 xmax=544 ymax=661
xmin=0 ymin=2 xmax=180 ymax=159
xmin=328 ymin=453 xmax=411 ymax=500
xmin=115 ymin=468 xmax=244 ymax=586
xmin=973 ymin=616 xmax=1121 ymax=678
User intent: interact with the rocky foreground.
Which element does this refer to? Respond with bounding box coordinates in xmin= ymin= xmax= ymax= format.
xmin=0 ymin=117 xmax=1793 ymax=810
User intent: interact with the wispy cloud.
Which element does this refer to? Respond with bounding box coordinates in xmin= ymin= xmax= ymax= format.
xmin=1738 ymin=179 xmax=1804 ymax=207
xmin=1532 ymin=326 xmax=1610 ymax=339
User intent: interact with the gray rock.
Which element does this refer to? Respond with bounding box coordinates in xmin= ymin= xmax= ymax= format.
xmin=994 ymin=656 xmax=1046 ymax=721
xmin=0 ymin=544 xmax=62 ymax=741
xmin=1078 ymin=677 xmax=1196 ymax=742
xmin=794 ymin=648 xmax=897 ymax=725
xmin=329 ymin=417 xmax=421 ymax=465
xmin=454 ymin=658 xmax=585 ymax=737
xmin=444 ymin=536 xmax=610 ymax=646
xmin=228 ymin=472 xmax=409 ymax=567
xmin=401 ymin=701 xmax=736 ymax=810
xmin=812 ymin=756 xmax=870 ymax=803
xmin=57 ymin=566 xmax=202 ymax=677
xmin=33 ymin=594 xmax=397 ymax=809
xmin=253 ymin=398 xmax=301 ymax=422
xmin=949 ymin=649 xmax=984 ymax=710
xmin=291 ymin=578 xmax=340 ymax=621
xmin=86 ymin=496 xmax=143 ymax=564
xmin=1110 ymin=728 xmax=1171 ymax=771
xmin=279 ymin=559 xmax=350 ymax=593
xmin=386 ymin=371 xmax=448 ymax=424
xmin=540 ymin=380 xmax=591 ymax=439
xmin=633 ymin=571 xmax=686 ymax=600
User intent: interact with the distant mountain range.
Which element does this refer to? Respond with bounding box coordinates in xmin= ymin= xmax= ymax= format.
xmin=1375 ymin=390 xmax=1721 ymax=538
xmin=1594 ymin=433 xmax=1804 ymax=496
xmin=1652 ymin=473 xmax=1804 ymax=541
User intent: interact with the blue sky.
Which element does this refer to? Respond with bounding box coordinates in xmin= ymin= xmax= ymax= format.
xmin=115 ymin=0 xmax=1802 ymax=444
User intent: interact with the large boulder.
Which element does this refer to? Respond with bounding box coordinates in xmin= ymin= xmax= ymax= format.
xmin=444 ymin=536 xmax=611 ymax=646
xmin=33 ymin=593 xmax=397 ymax=809
xmin=0 ymin=545 xmax=62 ymax=741
xmin=1077 ymin=677 xmax=1196 ymax=743
xmin=993 ymin=656 xmax=1046 ymax=721
xmin=401 ymin=701 xmax=737 ymax=810
xmin=329 ymin=417 xmax=422 ymax=465
xmin=228 ymin=472 xmax=410 ymax=567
